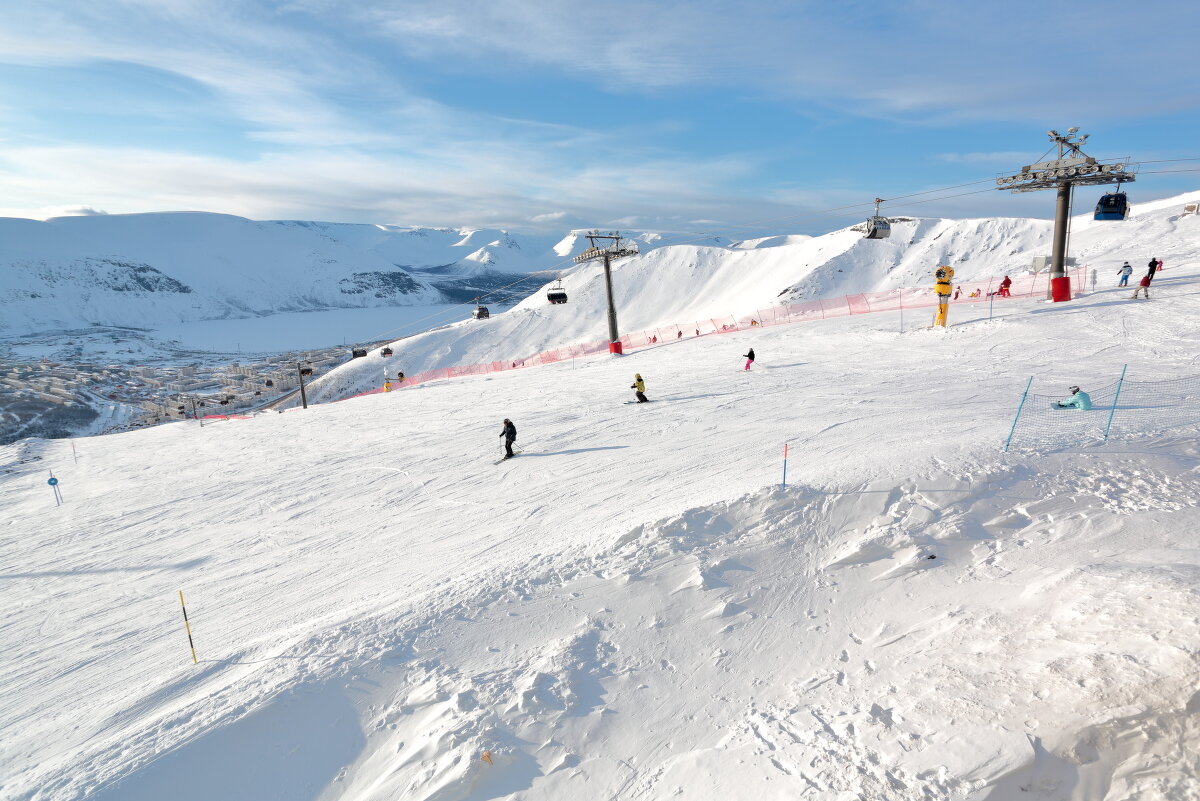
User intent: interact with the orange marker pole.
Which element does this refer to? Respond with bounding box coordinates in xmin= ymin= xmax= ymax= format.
xmin=179 ymin=590 xmax=197 ymax=665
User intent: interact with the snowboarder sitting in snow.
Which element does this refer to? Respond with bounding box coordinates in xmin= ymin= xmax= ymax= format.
xmin=1054 ymin=386 xmax=1093 ymax=410
xmin=500 ymin=418 xmax=517 ymax=458
xmin=630 ymin=374 xmax=648 ymax=403
xmin=743 ymin=348 xmax=755 ymax=371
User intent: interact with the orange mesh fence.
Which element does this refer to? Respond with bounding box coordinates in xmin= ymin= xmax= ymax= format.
xmin=332 ymin=267 xmax=1085 ymax=403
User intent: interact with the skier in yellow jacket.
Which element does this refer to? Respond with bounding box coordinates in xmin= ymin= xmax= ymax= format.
xmin=630 ymin=374 xmax=648 ymax=403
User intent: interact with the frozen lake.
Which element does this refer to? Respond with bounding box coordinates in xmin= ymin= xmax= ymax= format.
xmin=153 ymin=304 xmax=478 ymax=354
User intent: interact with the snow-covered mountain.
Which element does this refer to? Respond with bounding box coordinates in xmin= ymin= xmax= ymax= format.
xmin=0 ymin=213 xmax=685 ymax=334
xmin=305 ymin=190 xmax=1200 ymax=403
xmin=3 ymin=249 xmax=1198 ymax=800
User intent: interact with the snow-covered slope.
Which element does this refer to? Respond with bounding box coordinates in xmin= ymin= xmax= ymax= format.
xmin=307 ymin=191 xmax=1200 ymax=403
xmin=2 ymin=254 xmax=1198 ymax=800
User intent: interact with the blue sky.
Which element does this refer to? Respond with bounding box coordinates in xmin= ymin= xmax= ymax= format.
xmin=1 ymin=0 xmax=1198 ymax=236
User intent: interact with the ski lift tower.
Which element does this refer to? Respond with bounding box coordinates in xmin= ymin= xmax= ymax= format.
xmin=573 ymin=231 xmax=640 ymax=354
xmin=995 ymin=129 xmax=1134 ymax=301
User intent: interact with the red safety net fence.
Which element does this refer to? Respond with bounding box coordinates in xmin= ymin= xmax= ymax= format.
xmin=339 ymin=267 xmax=1086 ymax=402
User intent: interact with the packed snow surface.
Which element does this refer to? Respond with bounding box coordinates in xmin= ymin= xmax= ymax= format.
xmin=2 ymin=203 xmax=1200 ymax=801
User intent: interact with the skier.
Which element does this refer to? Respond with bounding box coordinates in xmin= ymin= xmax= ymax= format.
xmin=743 ymin=348 xmax=756 ymax=371
xmin=998 ymin=275 xmax=1013 ymax=297
xmin=953 ymin=285 xmax=962 ymax=300
xmin=1147 ymin=257 xmax=1160 ymax=278
xmin=499 ymin=418 xmax=517 ymax=459
xmin=1117 ymin=262 xmax=1133 ymax=287
xmin=630 ymin=374 xmax=648 ymax=403
xmin=1131 ymin=273 xmax=1152 ymax=300
xmin=1055 ymin=386 xmax=1093 ymax=410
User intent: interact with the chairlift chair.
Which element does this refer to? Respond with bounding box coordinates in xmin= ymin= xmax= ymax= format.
xmin=381 ymin=347 xmax=394 ymax=357
xmin=1094 ymin=185 xmax=1129 ymax=221
xmin=472 ymin=297 xmax=490 ymax=320
xmin=546 ymin=280 xmax=568 ymax=305
xmin=864 ymin=197 xmax=891 ymax=239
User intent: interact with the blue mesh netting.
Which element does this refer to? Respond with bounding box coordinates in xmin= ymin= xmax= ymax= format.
xmin=1006 ymin=374 xmax=1200 ymax=450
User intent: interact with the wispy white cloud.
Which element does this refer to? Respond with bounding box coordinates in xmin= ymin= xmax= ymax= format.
xmin=0 ymin=141 xmax=788 ymax=233
xmin=0 ymin=1 xmax=1194 ymax=234
xmin=329 ymin=0 xmax=1200 ymax=120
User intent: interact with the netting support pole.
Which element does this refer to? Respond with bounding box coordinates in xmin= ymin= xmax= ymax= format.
xmin=1004 ymin=376 xmax=1033 ymax=452
xmin=1103 ymin=364 xmax=1128 ymax=441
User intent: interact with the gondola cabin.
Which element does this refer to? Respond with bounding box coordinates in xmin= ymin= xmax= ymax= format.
xmin=472 ymin=303 xmax=490 ymax=320
xmin=864 ymin=216 xmax=891 ymax=239
xmin=381 ymin=347 xmax=393 ymax=357
xmin=546 ymin=282 xmax=568 ymax=304
xmin=351 ymin=348 xmax=368 ymax=358
xmin=1094 ymin=192 xmax=1129 ymax=221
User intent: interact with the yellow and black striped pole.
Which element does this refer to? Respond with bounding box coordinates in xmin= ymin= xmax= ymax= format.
xmin=178 ymin=590 xmax=197 ymax=664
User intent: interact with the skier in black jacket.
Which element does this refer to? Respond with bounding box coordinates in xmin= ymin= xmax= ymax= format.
xmin=500 ymin=418 xmax=517 ymax=459
xmin=743 ymin=348 xmax=756 ymax=371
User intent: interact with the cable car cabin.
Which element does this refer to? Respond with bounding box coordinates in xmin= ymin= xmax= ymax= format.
xmin=265 ymin=379 xmax=274 ymax=387
xmin=546 ymin=286 xmax=568 ymax=304
xmin=381 ymin=347 xmax=393 ymax=357
xmin=299 ymin=367 xmax=314 ymax=377
xmin=864 ymin=216 xmax=891 ymax=239
xmin=472 ymin=304 xmax=490 ymax=320
xmin=1094 ymin=192 xmax=1129 ymax=221
xmin=351 ymin=348 xmax=368 ymax=358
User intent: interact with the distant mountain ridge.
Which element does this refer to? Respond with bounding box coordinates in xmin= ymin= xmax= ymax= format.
xmin=0 ymin=213 xmax=679 ymax=334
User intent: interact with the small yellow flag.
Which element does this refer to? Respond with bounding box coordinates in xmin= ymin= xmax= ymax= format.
xmin=481 ymin=750 xmax=493 ymax=765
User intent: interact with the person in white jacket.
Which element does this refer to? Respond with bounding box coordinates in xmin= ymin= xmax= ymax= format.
xmin=1117 ymin=262 xmax=1133 ymax=287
